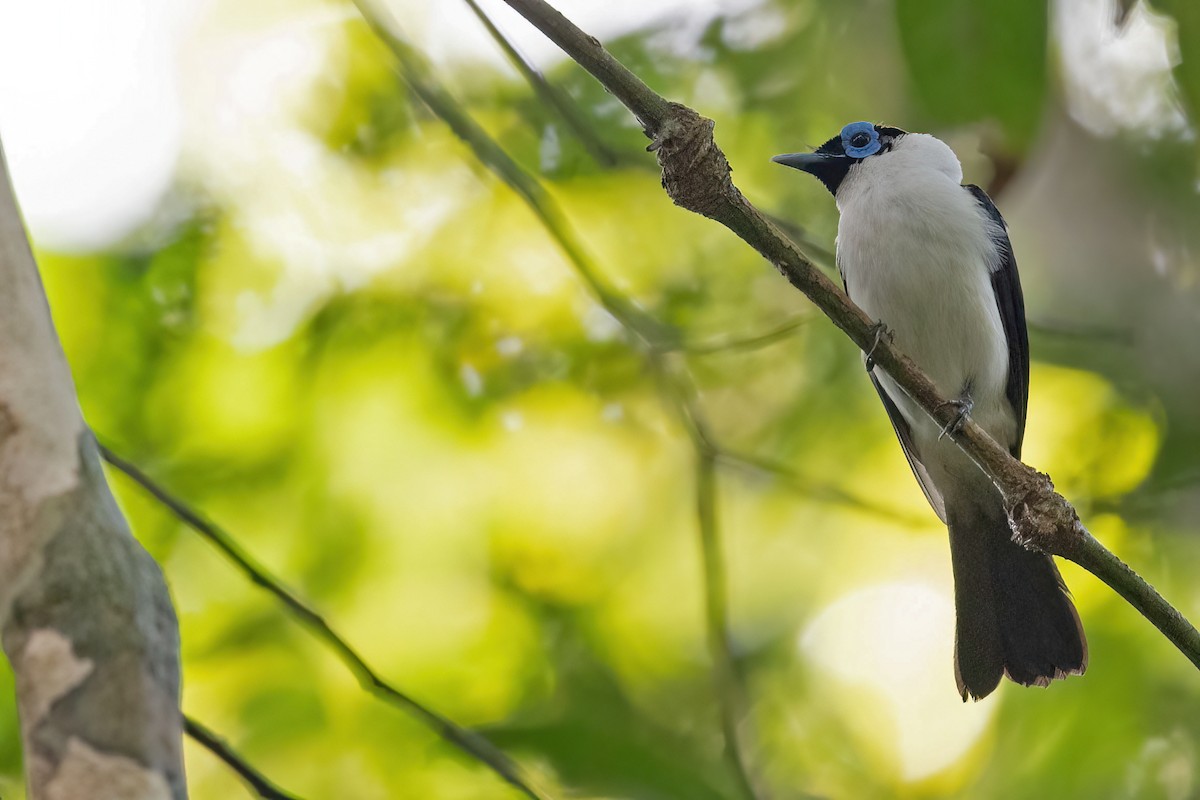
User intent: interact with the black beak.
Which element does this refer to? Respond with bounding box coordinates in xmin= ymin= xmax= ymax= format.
xmin=771 ymin=153 xmax=832 ymax=172
xmin=772 ymin=152 xmax=852 ymax=196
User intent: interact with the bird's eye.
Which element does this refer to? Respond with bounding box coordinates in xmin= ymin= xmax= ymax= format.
xmin=839 ymin=121 xmax=882 ymax=158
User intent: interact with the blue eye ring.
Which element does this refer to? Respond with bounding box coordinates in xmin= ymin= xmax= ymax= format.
xmin=840 ymin=121 xmax=881 ymax=158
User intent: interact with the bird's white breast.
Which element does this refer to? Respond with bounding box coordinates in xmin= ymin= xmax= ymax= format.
xmin=835 ymin=136 xmax=1015 ymax=451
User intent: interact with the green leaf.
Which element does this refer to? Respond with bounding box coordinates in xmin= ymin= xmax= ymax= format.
xmin=895 ymin=0 xmax=1049 ymax=148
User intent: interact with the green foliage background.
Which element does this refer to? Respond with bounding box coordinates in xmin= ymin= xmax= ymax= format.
xmin=5 ymin=0 xmax=1200 ymax=797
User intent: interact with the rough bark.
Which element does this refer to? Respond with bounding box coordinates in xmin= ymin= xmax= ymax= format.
xmin=0 ymin=138 xmax=185 ymax=797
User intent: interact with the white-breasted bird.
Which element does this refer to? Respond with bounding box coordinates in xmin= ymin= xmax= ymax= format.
xmin=773 ymin=122 xmax=1086 ymax=700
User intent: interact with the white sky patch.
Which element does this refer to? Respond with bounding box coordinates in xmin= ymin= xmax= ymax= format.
xmin=1055 ymin=0 xmax=1188 ymax=137
xmin=0 ymin=0 xmax=197 ymax=250
xmin=801 ymin=581 xmax=996 ymax=782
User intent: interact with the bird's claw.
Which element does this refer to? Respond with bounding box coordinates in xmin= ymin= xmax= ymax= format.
xmin=938 ymin=394 xmax=974 ymax=440
xmin=864 ymin=321 xmax=892 ymax=372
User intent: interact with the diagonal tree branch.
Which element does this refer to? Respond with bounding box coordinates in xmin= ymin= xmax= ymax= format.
xmin=496 ymin=0 xmax=1200 ymax=672
xmin=98 ymin=445 xmax=549 ymax=800
xmin=184 ymin=715 xmax=302 ymax=800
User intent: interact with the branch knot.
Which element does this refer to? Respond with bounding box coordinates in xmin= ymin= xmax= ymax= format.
xmin=651 ymin=104 xmax=737 ymax=220
xmin=1005 ymin=467 xmax=1085 ymax=558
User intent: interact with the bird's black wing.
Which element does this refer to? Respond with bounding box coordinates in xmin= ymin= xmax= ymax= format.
xmin=868 ymin=371 xmax=947 ymax=522
xmin=840 ymin=256 xmax=947 ymax=522
xmin=965 ymin=184 xmax=1029 ymax=457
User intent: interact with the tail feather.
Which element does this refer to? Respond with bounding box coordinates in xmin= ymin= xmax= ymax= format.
xmin=993 ymin=542 xmax=1088 ymax=687
xmin=948 ymin=497 xmax=1087 ymax=701
xmin=948 ymin=509 xmax=1004 ymax=700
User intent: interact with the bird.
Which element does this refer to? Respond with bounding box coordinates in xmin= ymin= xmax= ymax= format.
xmin=772 ymin=122 xmax=1086 ymax=700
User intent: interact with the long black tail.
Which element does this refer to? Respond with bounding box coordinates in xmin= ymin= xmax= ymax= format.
xmin=948 ymin=495 xmax=1087 ymax=701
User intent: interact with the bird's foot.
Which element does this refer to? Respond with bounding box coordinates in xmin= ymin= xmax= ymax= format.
xmin=864 ymin=321 xmax=893 ymax=372
xmin=937 ymin=392 xmax=974 ymax=440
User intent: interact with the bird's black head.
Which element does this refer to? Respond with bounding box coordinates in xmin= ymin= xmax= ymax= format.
xmin=773 ymin=122 xmax=907 ymax=196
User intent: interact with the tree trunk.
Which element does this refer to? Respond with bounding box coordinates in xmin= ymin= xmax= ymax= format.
xmin=0 ymin=138 xmax=186 ymax=797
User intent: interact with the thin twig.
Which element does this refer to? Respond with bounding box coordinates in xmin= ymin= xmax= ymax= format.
xmin=647 ymin=358 xmax=763 ymax=798
xmin=496 ymin=0 xmax=1200 ymax=672
xmin=680 ymin=315 xmax=809 ymax=355
xmin=695 ymin=451 xmax=759 ymax=800
xmin=1027 ymin=318 xmax=1134 ymax=346
xmin=185 ymin=715 xmax=304 ymax=800
xmin=462 ymin=0 xmax=621 ymax=167
xmin=99 ymin=445 xmax=549 ymax=800
xmin=717 ymin=449 xmax=930 ymax=528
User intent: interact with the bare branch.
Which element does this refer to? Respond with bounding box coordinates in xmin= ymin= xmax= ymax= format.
xmin=184 ymin=716 xmax=302 ymax=800
xmin=98 ymin=445 xmax=549 ymax=800
xmin=496 ymin=0 xmax=1200 ymax=671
